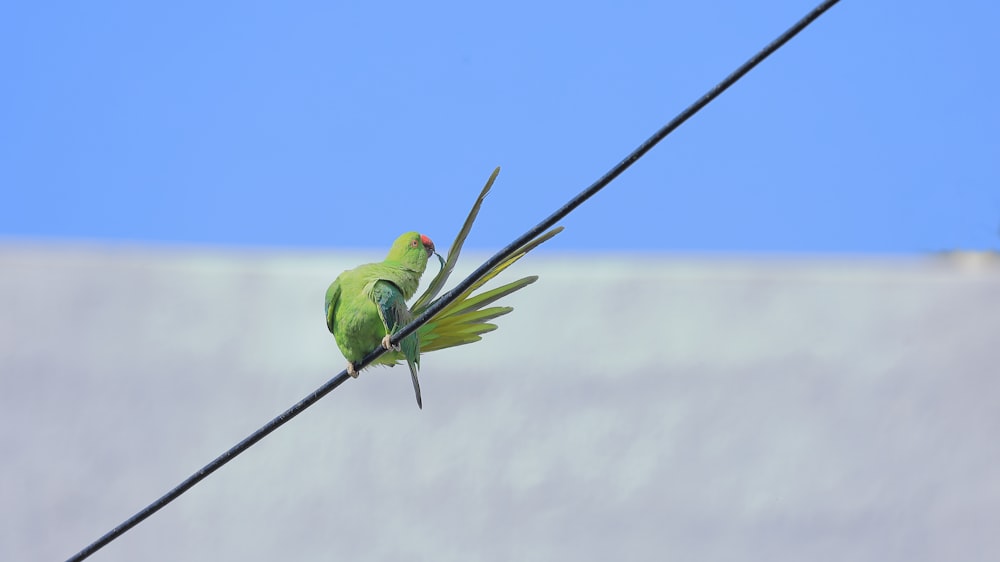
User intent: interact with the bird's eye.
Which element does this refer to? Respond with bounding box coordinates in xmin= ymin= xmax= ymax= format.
xmin=410 ymin=239 xmax=418 ymax=248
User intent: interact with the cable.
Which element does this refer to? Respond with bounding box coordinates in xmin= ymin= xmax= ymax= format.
xmin=66 ymin=1 xmax=840 ymax=559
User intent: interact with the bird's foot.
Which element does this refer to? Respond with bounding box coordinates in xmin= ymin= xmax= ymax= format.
xmin=346 ymin=362 xmax=359 ymax=378
xmin=381 ymin=334 xmax=401 ymax=351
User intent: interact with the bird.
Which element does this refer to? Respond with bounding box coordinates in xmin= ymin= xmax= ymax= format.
xmin=324 ymin=167 xmax=562 ymax=409
xmin=325 ymin=231 xmax=435 ymax=408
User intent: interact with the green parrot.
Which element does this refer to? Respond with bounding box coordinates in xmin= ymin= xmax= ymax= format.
xmin=325 ymin=167 xmax=562 ymax=409
xmin=325 ymin=231 xmax=437 ymax=408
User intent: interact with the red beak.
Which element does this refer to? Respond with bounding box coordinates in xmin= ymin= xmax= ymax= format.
xmin=420 ymin=234 xmax=435 ymax=256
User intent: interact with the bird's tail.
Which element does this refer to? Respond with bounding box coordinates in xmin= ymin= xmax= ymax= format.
xmin=373 ymin=167 xmax=562 ymax=369
xmin=375 ymin=226 xmax=560 ymax=365
xmin=407 ymin=360 xmax=422 ymax=409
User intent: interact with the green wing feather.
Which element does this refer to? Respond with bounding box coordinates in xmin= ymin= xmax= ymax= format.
xmin=324 ymin=277 xmax=341 ymax=333
xmin=378 ymin=167 xmax=562 ymax=366
xmin=410 ymin=166 xmax=500 ymax=313
xmin=371 ymin=279 xmax=423 ymax=408
xmin=370 ymin=280 xmax=407 ymax=336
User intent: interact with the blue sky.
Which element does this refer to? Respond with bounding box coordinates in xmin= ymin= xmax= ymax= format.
xmin=2 ymin=1 xmax=997 ymax=253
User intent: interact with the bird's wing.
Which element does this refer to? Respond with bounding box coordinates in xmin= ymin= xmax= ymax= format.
xmin=324 ymin=277 xmax=342 ymax=334
xmin=372 ymin=279 xmax=423 ymax=409
xmin=411 ymin=167 xmax=499 ymax=312
xmin=370 ymin=279 xmax=408 ymax=335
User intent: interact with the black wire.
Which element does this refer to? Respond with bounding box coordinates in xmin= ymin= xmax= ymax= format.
xmin=66 ymin=1 xmax=840 ymax=560
xmin=389 ymin=0 xmax=842 ymax=349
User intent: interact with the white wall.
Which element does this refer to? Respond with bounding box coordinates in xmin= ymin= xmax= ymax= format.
xmin=2 ymin=245 xmax=998 ymax=561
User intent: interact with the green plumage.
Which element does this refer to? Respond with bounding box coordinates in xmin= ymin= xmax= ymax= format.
xmin=325 ymin=231 xmax=431 ymax=408
xmin=325 ymin=168 xmax=563 ymax=409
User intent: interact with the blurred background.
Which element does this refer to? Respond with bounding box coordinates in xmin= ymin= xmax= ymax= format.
xmin=2 ymin=1 xmax=999 ymax=560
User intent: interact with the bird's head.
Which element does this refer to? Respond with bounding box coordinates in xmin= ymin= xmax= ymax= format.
xmin=387 ymin=231 xmax=436 ymax=272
